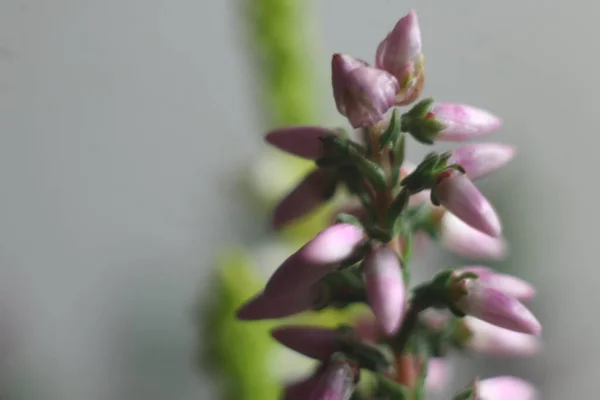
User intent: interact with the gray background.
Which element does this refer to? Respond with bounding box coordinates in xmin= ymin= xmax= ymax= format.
xmin=0 ymin=0 xmax=597 ymax=399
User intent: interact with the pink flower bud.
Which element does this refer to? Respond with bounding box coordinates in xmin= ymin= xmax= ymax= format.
xmin=433 ymin=170 xmax=502 ymax=237
xmin=460 ymin=267 xmax=536 ymax=301
xmin=463 ymin=317 xmax=542 ymax=357
xmin=376 ymin=10 xmax=422 ymax=73
xmin=364 ymin=246 xmax=405 ymax=335
xmin=309 ymin=357 xmax=357 ymax=400
xmin=271 ymin=326 xmax=341 ymax=361
xmin=272 ymin=168 xmax=334 ymax=230
xmin=265 ymin=126 xmax=337 ymax=160
xmin=331 ymin=53 xmax=399 ymax=128
xmin=236 ymin=289 xmax=316 ymax=321
xmin=439 ymin=212 xmax=508 ymax=260
xmin=264 ymin=223 xmax=364 ymax=297
xmin=478 ymin=376 xmax=539 ymax=400
xmin=426 ymin=358 xmax=451 ymax=394
xmin=375 ymin=10 xmax=424 ymax=105
xmin=454 ymin=279 xmax=541 ymax=335
xmin=450 ymin=143 xmax=517 ymax=181
xmin=429 ymin=103 xmax=501 ymax=142
xmin=284 ymin=374 xmax=321 ymax=400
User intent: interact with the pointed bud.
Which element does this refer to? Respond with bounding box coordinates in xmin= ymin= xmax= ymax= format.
xmin=428 ymin=103 xmax=502 ymax=141
xmin=376 ymin=10 xmax=424 ymax=105
xmin=265 ymin=126 xmax=337 ymax=160
xmin=364 ymin=246 xmax=405 ymax=335
xmin=478 ymin=376 xmax=539 ymax=400
xmin=433 ymin=170 xmax=502 ymax=237
xmin=459 ymin=267 xmax=536 ymax=301
xmin=284 ymin=374 xmax=321 ymax=400
xmin=463 ymin=317 xmax=542 ymax=357
xmin=271 ymin=326 xmax=342 ymax=361
xmin=439 ymin=212 xmax=508 ymax=260
xmin=236 ymin=290 xmax=316 ymax=321
xmin=264 ymin=224 xmax=365 ymax=297
xmin=272 ymin=168 xmax=336 ymax=230
xmin=331 ymin=53 xmax=399 ymax=128
xmin=450 ymin=143 xmax=516 ymax=181
xmin=453 ymin=278 xmax=541 ymax=335
xmin=309 ymin=355 xmax=358 ymax=400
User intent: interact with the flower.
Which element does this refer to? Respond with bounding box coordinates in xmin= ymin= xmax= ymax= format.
xmin=331 ymin=53 xmax=399 ymax=128
xmin=375 ymin=10 xmax=424 ymax=105
xmin=309 ymin=355 xmax=358 ymax=400
xmin=363 ymin=246 xmax=405 ymax=335
xmin=272 ymin=168 xmax=336 ymax=230
xmin=439 ymin=211 xmax=508 ymax=260
xmin=264 ymin=223 xmax=365 ymax=297
xmin=236 ymin=289 xmax=317 ymax=321
xmin=453 ymin=278 xmax=542 ymax=335
xmin=271 ymin=326 xmax=343 ymax=361
xmin=478 ymin=376 xmax=539 ymax=400
xmin=463 ymin=317 xmax=542 ymax=357
xmin=265 ymin=126 xmax=338 ymax=160
xmin=450 ymin=143 xmax=516 ymax=181
xmin=459 ymin=267 xmax=536 ymax=301
xmin=428 ymin=103 xmax=502 ymax=141
xmin=433 ymin=169 xmax=502 ymax=237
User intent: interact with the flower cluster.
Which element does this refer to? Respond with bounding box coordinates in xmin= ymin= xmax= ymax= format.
xmin=237 ymin=10 xmax=540 ymax=400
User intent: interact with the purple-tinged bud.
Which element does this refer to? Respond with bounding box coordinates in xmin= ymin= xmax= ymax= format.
xmin=453 ymin=278 xmax=542 ymax=335
xmin=433 ymin=170 xmax=502 ymax=237
xmin=331 ymin=53 xmax=399 ymax=128
xmin=478 ymin=376 xmax=539 ymax=400
xmin=236 ymin=289 xmax=316 ymax=321
xmin=375 ymin=10 xmax=424 ymax=105
xmin=450 ymin=143 xmax=516 ymax=181
xmin=264 ymin=223 xmax=365 ymax=297
xmin=460 ymin=267 xmax=536 ymax=301
xmin=463 ymin=317 xmax=542 ymax=357
xmin=426 ymin=358 xmax=451 ymax=394
xmin=271 ymin=326 xmax=342 ymax=361
xmin=429 ymin=104 xmax=502 ymax=142
xmin=265 ymin=127 xmax=337 ymax=160
xmin=363 ymin=246 xmax=405 ymax=335
xmin=284 ymin=374 xmax=321 ymax=400
xmin=439 ymin=212 xmax=508 ymax=260
xmin=272 ymin=168 xmax=335 ymax=230
xmin=309 ymin=356 xmax=358 ymax=400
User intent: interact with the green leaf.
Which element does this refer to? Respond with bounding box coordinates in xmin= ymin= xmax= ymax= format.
xmin=348 ymin=148 xmax=388 ymax=191
xmin=376 ymin=376 xmax=411 ymax=400
xmin=407 ymin=97 xmax=435 ymax=119
xmin=385 ymin=189 xmax=410 ymax=230
xmin=335 ymin=213 xmax=363 ymax=228
xmin=378 ymin=108 xmax=400 ymax=148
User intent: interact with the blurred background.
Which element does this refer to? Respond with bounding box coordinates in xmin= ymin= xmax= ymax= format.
xmin=0 ymin=0 xmax=597 ymax=399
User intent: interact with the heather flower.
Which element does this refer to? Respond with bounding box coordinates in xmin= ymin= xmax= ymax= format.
xmin=459 ymin=267 xmax=536 ymax=301
xmin=463 ymin=317 xmax=541 ymax=357
xmin=284 ymin=374 xmax=321 ymax=400
xmin=272 ymin=168 xmax=336 ymax=230
xmin=453 ymin=278 xmax=541 ymax=335
xmin=428 ymin=103 xmax=502 ymax=141
xmin=331 ymin=53 xmax=399 ymax=128
xmin=264 ymin=223 xmax=364 ymax=297
xmin=309 ymin=356 xmax=358 ymax=400
xmin=478 ymin=376 xmax=539 ymax=400
xmin=363 ymin=246 xmax=405 ymax=335
xmin=433 ymin=169 xmax=502 ymax=237
xmin=236 ymin=289 xmax=317 ymax=321
xmin=439 ymin=211 xmax=508 ymax=260
xmin=450 ymin=143 xmax=516 ymax=181
xmin=271 ymin=326 xmax=342 ymax=361
xmin=375 ymin=10 xmax=424 ymax=105
xmin=265 ymin=126 xmax=338 ymax=160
